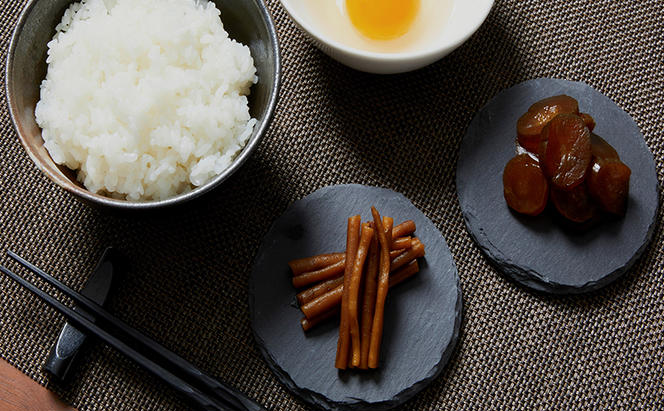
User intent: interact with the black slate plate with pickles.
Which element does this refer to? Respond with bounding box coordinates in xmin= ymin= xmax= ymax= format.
xmin=249 ymin=184 xmax=462 ymax=411
xmin=456 ymin=78 xmax=659 ymax=294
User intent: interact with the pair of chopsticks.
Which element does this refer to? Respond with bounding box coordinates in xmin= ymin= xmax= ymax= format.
xmin=0 ymin=251 xmax=265 ymax=411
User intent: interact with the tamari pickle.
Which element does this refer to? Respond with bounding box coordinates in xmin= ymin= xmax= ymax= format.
xmin=503 ymin=154 xmax=549 ymax=216
xmin=503 ymin=95 xmax=631 ymax=224
xmin=538 ymin=114 xmax=591 ymax=191
xmin=580 ymin=113 xmax=596 ymax=132
xmin=517 ymin=95 xmax=579 ymax=153
xmin=550 ymin=184 xmax=597 ymax=223
xmin=587 ymin=134 xmax=631 ymax=215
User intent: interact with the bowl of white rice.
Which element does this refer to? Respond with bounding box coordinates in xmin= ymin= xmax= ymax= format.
xmin=6 ymin=0 xmax=280 ymax=209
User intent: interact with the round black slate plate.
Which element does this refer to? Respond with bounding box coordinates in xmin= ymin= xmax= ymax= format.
xmin=249 ymin=184 xmax=462 ymax=411
xmin=456 ymin=78 xmax=659 ymax=294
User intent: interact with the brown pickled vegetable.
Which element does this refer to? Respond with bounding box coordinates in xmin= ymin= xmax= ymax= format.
xmin=389 ymin=260 xmax=420 ymax=288
xmin=335 ymin=215 xmax=360 ymax=369
xmin=580 ymin=113 xmax=596 ymax=132
xmin=289 ymin=253 xmax=345 ymax=276
xmin=301 ymin=284 xmax=343 ymax=320
xmin=504 ymin=95 xmax=630 ymax=224
xmin=588 ymin=134 xmax=630 ymax=215
xmin=359 ymin=231 xmax=379 ymax=369
xmin=391 ymin=236 xmax=412 ymax=250
xmin=389 ymin=249 xmax=406 ymax=259
xmin=550 ymin=184 xmax=597 ymax=223
xmin=297 ymin=276 xmax=344 ymax=306
xmin=369 ymin=207 xmax=391 ymax=369
xmin=503 ymin=154 xmax=549 ymax=216
xmin=382 ymin=216 xmax=394 ymax=249
xmin=291 ymin=213 xmax=425 ymax=370
xmin=588 ymin=162 xmax=631 ymax=215
xmin=299 ymin=256 xmax=423 ymax=324
xmin=590 ymin=133 xmax=619 ymax=161
xmin=390 ymin=239 xmax=425 ymax=272
xmin=517 ymin=95 xmax=579 ymax=153
xmin=291 ymin=238 xmax=416 ymax=290
xmin=539 ymin=114 xmax=592 ymax=190
xmin=301 ymin=308 xmax=340 ymax=332
xmin=348 ymin=224 xmax=374 ymax=368
xmin=292 ymin=259 xmax=345 ymax=289
xmin=392 ymin=220 xmax=416 ymax=238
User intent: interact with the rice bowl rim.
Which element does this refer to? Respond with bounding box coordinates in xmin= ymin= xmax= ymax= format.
xmin=6 ymin=0 xmax=281 ymax=210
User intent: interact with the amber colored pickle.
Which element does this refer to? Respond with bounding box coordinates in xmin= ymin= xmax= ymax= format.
xmin=503 ymin=154 xmax=549 ymax=216
xmin=503 ymin=95 xmax=631 ymax=223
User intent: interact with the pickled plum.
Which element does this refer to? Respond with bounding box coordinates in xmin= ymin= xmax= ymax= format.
xmin=504 ymin=96 xmax=630 ymax=224
xmin=587 ymin=162 xmax=631 ymax=215
xmin=503 ymin=154 xmax=549 ymax=216
xmin=590 ymin=133 xmax=619 ymax=162
xmin=517 ymin=95 xmax=579 ymax=152
xmin=539 ymin=114 xmax=591 ymax=190
xmin=551 ymin=184 xmax=597 ymax=223
xmin=580 ymin=113 xmax=596 ymax=132
xmin=587 ymin=134 xmax=631 ymax=215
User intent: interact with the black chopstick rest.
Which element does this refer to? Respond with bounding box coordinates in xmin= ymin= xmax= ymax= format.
xmin=44 ymin=247 xmax=120 ymax=380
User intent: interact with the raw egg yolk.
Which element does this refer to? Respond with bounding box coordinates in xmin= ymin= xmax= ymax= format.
xmin=346 ymin=0 xmax=420 ymax=41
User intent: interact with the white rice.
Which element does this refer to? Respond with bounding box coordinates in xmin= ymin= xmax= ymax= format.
xmin=35 ymin=0 xmax=257 ymax=201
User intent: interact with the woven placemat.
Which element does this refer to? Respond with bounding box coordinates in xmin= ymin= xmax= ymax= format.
xmin=1 ymin=0 xmax=662 ymax=410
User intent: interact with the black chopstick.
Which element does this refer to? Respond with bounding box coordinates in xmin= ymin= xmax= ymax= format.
xmin=3 ymin=252 xmax=265 ymax=411
xmin=6 ymin=251 xmax=261 ymax=411
xmin=0 ymin=263 xmax=226 ymax=411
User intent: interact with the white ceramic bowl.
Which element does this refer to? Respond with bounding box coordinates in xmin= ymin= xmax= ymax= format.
xmin=279 ymin=0 xmax=494 ymax=74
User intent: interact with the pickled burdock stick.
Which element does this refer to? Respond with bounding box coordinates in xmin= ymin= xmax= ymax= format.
xmin=369 ymin=206 xmax=392 ymax=369
xmin=348 ymin=224 xmax=374 ymax=368
xmin=302 ymin=257 xmax=422 ymax=331
xmin=302 ymin=284 xmax=343 ymax=320
xmin=389 ymin=249 xmax=406 ymax=260
xmin=297 ymin=276 xmax=344 ymax=306
xmin=335 ymin=215 xmax=361 ymax=370
xmin=294 ymin=221 xmax=413 ymax=263
xmin=302 ymin=252 xmax=422 ymax=315
xmin=300 ymin=249 xmax=420 ymax=320
xmin=389 ymin=260 xmax=419 ymax=288
xmin=292 ymin=259 xmax=345 ymax=289
xmin=301 ymin=308 xmax=340 ymax=332
xmin=382 ymin=217 xmax=394 ymax=250
xmin=289 ymin=253 xmax=345 ymax=276
xmin=292 ymin=221 xmax=413 ymax=279
xmin=392 ymin=220 xmax=415 ymax=239
xmin=296 ymin=249 xmax=407 ymax=291
xmin=359 ymin=231 xmax=379 ymax=369
xmin=391 ymin=236 xmax=412 ymax=250
xmin=390 ymin=240 xmax=425 ymax=272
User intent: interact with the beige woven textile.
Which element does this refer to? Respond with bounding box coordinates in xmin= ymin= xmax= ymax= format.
xmin=1 ymin=0 xmax=662 ymax=410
